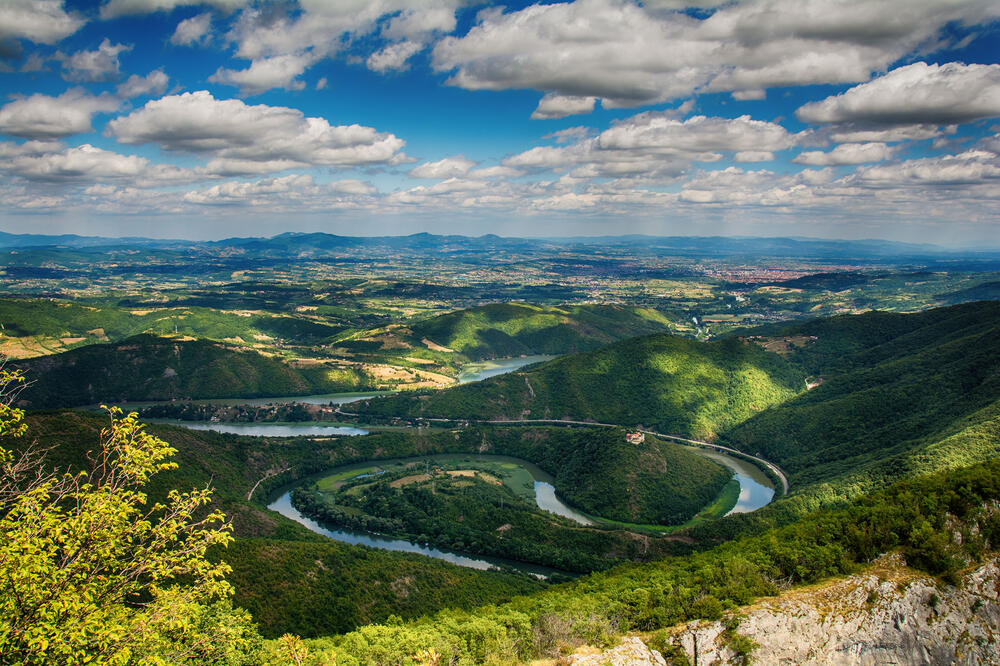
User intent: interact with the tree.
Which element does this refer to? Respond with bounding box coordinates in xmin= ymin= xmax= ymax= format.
xmin=0 ymin=366 xmax=260 ymax=664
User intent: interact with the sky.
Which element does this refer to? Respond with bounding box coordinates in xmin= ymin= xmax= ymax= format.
xmin=0 ymin=0 xmax=999 ymax=245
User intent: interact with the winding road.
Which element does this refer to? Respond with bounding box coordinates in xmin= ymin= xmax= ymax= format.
xmin=335 ymin=409 xmax=790 ymax=495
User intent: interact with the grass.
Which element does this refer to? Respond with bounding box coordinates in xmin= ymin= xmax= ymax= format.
xmin=695 ymin=478 xmax=741 ymax=520
xmin=315 ymin=466 xmax=383 ymax=492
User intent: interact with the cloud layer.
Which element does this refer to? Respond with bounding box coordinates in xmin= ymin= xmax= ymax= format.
xmin=107 ymin=91 xmax=408 ymax=174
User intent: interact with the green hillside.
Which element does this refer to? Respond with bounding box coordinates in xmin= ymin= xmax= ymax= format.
xmin=717 ymin=301 xmax=1000 ymax=514
xmin=0 ymin=297 xmax=342 ymax=358
xmin=330 ymin=303 xmax=677 ymax=378
xmin=12 ymin=411 xmax=543 ymax=639
xmin=455 ymin=427 xmax=732 ymax=525
xmin=404 ymin=303 xmax=674 ymax=359
xmin=13 ymin=335 xmax=365 ymax=407
xmin=301 ymin=459 xmax=1000 ymax=663
xmin=353 ymin=333 xmax=806 ymax=439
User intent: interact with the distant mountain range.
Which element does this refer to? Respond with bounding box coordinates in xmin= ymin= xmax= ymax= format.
xmin=2 ymin=230 xmax=996 ymax=261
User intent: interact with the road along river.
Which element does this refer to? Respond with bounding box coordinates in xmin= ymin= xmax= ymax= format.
xmin=153 ymin=420 xmax=780 ymax=573
xmin=144 ymin=354 xmax=785 ymax=574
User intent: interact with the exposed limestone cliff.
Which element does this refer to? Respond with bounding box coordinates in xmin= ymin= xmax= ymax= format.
xmin=570 ymin=554 xmax=1000 ymax=665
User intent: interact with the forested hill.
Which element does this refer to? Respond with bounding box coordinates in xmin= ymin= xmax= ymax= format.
xmin=352 ymin=333 xmax=806 ymax=439
xmin=12 ymin=335 xmax=355 ymax=407
xmin=13 ymin=411 xmax=544 ymax=639
xmin=406 ymin=303 xmax=673 ymax=359
xmin=352 ymin=302 xmax=1000 ymax=525
xmin=734 ymin=299 xmax=1000 ymax=376
xmin=716 ymin=300 xmax=1000 ymax=515
xmin=337 ymin=302 xmax=674 ymax=362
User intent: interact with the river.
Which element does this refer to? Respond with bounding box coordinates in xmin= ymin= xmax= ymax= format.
xmin=262 ymin=445 xmax=775 ymax=575
xmin=156 ymin=421 xmax=370 ymax=437
xmin=684 ymin=447 xmax=775 ymax=515
xmin=144 ymin=352 xmax=775 ymax=572
xmin=457 ymin=355 xmax=555 ymax=384
xmin=264 ymin=454 xmax=569 ymax=578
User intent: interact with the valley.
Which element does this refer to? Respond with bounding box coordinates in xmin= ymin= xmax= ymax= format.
xmin=2 ymin=232 xmax=1000 ymax=663
xmin=5 ymin=4 xmax=1000 ymax=662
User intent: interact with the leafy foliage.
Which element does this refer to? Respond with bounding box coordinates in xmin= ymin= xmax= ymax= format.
xmin=307 ymin=459 xmax=1000 ymax=664
xmin=0 ymin=391 xmax=255 ymax=663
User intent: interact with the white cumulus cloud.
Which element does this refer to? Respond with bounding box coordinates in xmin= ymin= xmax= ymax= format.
xmin=0 ymin=0 xmax=84 ymax=46
xmin=793 ymin=142 xmax=896 ymax=166
xmin=58 ymin=39 xmax=130 ymax=82
xmin=851 ymin=150 xmax=1000 ymax=187
xmin=532 ymin=95 xmax=598 ymax=120
xmin=797 ymin=62 xmax=1000 ymax=125
xmin=170 ymin=12 xmax=212 ymax=46
xmin=408 ymin=155 xmax=476 ymax=179
xmin=107 ymin=90 xmax=408 ymax=174
xmin=433 ymin=0 xmax=1000 ymax=114
xmin=0 ymin=143 xmax=147 ymax=182
xmin=116 ymin=70 xmax=169 ymax=99
xmin=100 ymin=0 xmax=248 ymax=19
xmin=0 ymin=89 xmax=119 ymax=138
xmin=505 ymin=112 xmax=797 ymax=180
xmin=209 ymin=53 xmax=316 ymax=95
xmin=367 ymin=40 xmax=423 ymax=73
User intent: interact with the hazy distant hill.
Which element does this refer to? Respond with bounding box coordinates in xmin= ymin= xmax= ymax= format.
xmin=936 ymin=279 xmax=1000 ymax=304
xmin=4 ymin=229 xmax=992 ymax=262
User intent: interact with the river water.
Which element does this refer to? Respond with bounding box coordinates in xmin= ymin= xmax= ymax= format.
xmin=686 ymin=447 xmax=775 ymax=515
xmin=143 ymin=353 xmax=775 ymax=572
xmin=265 ymin=490 xmax=558 ymax=578
xmin=457 ymin=355 xmax=555 ymax=383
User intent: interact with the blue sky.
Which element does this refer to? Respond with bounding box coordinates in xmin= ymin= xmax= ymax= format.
xmin=1 ymin=0 xmax=999 ymax=244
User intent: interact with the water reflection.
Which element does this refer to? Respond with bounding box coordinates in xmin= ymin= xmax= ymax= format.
xmin=457 ymin=355 xmax=555 ymax=384
xmin=686 ymin=447 xmax=775 ymax=514
xmin=267 ymin=491 xmax=556 ymax=578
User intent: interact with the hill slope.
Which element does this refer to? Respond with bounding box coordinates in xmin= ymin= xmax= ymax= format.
xmin=405 ymin=303 xmax=674 ymax=360
xmin=333 ymin=302 xmax=675 ymax=366
xmin=0 ymin=297 xmax=343 ymax=359
xmin=717 ymin=301 xmax=1000 ymax=513
xmin=13 ymin=335 xmax=362 ymax=407
xmin=12 ymin=410 xmax=543 ymax=638
xmin=353 ymin=333 xmax=806 ymax=439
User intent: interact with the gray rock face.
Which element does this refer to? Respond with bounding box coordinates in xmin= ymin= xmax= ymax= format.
xmin=569 ymin=636 xmax=667 ymax=665
xmin=676 ymin=555 xmax=1000 ymax=665
xmin=573 ymin=555 xmax=1000 ymax=665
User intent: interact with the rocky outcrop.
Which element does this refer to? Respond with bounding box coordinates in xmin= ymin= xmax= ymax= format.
xmin=569 ymin=636 xmax=667 ymax=665
xmin=573 ymin=554 xmax=1000 ymax=665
